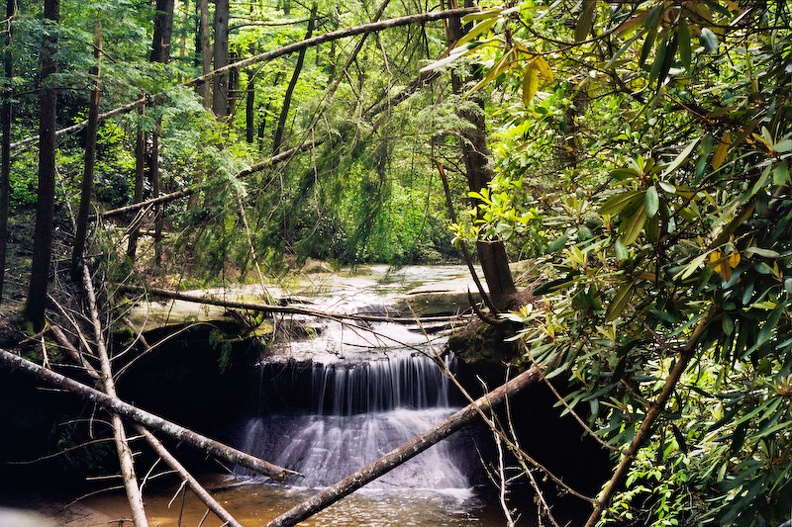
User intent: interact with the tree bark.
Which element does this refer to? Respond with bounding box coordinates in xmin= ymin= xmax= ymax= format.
xmin=0 ymin=0 xmax=13 ymax=304
xmin=445 ymin=0 xmax=516 ymax=313
xmin=212 ymin=0 xmax=230 ymax=118
xmin=0 ymin=347 xmax=296 ymax=481
xmin=267 ymin=365 xmax=544 ymax=527
xmin=71 ymin=22 xmax=102 ymax=281
xmin=245 ymin=71 xmax=255 ymax=143
xmin=24 ymin=0 xmax=60 ymax=331
xmin=150 ymin=0 xmax=175 ymax=63
xmin=198 ymin=0 xmax=212 ymax=108
xmin=126 ymin=102 xmax=147 ymax=260
xmin=135 ymin=425 xmax=244 ymax=527
xmin=82 ymin=266 xmax=149 ymax=527
xmin=272 ymin=3 xmax=317 ymax=155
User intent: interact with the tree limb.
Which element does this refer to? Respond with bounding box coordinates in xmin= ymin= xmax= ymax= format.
xmin=583 ymin=315 xmax=710 ymax=527
xmin=0 ymin=347 xmax=298 ymax=482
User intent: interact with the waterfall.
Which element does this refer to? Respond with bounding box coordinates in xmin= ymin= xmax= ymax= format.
xmin=236 ymin=351 xmax=475 ymax=490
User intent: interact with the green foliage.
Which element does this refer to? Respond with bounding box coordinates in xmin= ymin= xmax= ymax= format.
xmin=436 ymin=0 xmax=792 ymax=525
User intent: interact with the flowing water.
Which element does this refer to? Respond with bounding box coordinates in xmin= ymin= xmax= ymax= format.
xmin=79 ymin=266 xmax=539 ymax=526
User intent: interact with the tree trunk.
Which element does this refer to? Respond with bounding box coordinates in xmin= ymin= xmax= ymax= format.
xmin=71 ymin=22 xmax=102 ymax=281
xmin=212 ymin=0 xmax=230 ymax=119
xmin=445 ymin=0 xmax=516 ymax=313
xmin=24 ymin=0 xmax=60 ymax=331
xmin=0 ymin=0 xmax=14 ymax=304
xmin=0 ymin=347 xmax=296 ymax=481
xmin=272 ymin=2 xmax=317 ymax=155
xmin=150 ymin=0 xmax=175 ymax=63
xmin=246 ymin=71 xmax=255 ymax=143
xmin=150 ymin=128 xmax=163 ymax=267
xmin=198 ymin=0 xmax=212 ymax=108
xmin=82 ymin=266 xmax=149 ymax=527
xmin=126 ymin=102 xmax=146 ymax=261
xmin=267 ymin=364 xmax=544 ymax=527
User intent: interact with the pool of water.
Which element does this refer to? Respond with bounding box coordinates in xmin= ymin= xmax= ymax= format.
xmin=80 ymin=478 xmax=531 ymax=527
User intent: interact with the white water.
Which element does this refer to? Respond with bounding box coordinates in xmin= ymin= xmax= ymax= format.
xmin=234 ymin=266 xmax=479 ymax=491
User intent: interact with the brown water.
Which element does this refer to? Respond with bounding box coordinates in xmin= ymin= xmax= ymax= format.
xmin=79 ymin=477 xmax=521 ymax=526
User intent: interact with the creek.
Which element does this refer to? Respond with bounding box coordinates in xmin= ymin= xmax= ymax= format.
xmin=79 ymin=265 xmax=588 ymax=526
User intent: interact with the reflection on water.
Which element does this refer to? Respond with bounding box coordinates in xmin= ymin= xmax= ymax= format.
xmin=81 ymin=479 xmax=521 ymax=527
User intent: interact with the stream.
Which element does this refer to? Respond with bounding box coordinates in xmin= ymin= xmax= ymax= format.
xmin=79 ymin=265 xmax=541 ymax=526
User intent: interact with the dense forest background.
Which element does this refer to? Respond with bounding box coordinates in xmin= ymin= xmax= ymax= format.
xmin=1 ymin=0 xmax=792 ymax=525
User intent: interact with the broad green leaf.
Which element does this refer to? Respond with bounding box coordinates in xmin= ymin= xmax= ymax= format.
xmin=700 ymin=27 xmax=719 ymax=52
xmin=456 ymin=17 xmax=499 ymax=47
xmin=605 ymin=282 xmax=635 ymax=322
xmin=522 ymin=62 xmax=540 ymax=106
xmin=744 ymin=247 xmax=781 ymax=258
xmin=614 ymin=237 xmax=628 ymax=261
xmin=772 ymin=161 xmax=789 ymax=185
xmin=645 ymin=185 xmax=659 ymax=218
xmin=773 ymin=139 xmax=792 ymax=153
xmin=574 ymin=0 xmax=596 ymax=42
xmin=708 ymin=203 xmax=756 ymax=249
xmin=678 ymin=17 xmax=691 ymax=70
xmin=605 ymin=32 xmax=642 ymax=69
xmin=660 ymin=136 xmax=701 ymax=178
xmin=621 ymin=204 xmax=647 ymax=246
xmin=600 ymin=190 xmax=643 ymax=215
xmin=675 ymin=251 xmax=710 ymax=281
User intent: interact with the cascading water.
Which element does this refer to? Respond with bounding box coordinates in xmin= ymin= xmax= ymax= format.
xmin=234 ymin=266 xmax=483 ymax=491
xmin=236 ymin=351 xmax=475 ymax=490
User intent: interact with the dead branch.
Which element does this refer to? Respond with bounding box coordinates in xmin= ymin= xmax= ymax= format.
xmin=82 ymin=265 xmax=149 ymax=527
xmin=0 ymin=348 xmax=298 ymax=482
xmin=117 ymin=284 xmax=467 ymax=324
xmin=265 ymin=364 xmax=544 ymax=527
xmin=135 ymin=425 xmax=243 ymax=527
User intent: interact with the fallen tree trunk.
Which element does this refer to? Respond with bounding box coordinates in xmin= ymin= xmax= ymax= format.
xmin=266 ymin=364 xmax=543 ymax=527
xmin=135 ymin=425 xmax=244 ymax=527
xmin=118 ymin=284 xmax=467 ymax=324
xmin=83 ymin=266 xmax=149 ymax=527
xmin=0 ymin=348 xmax=296 ymax=482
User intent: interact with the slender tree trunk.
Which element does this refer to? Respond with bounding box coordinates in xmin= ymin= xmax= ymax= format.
xmin=150 ymin=0 xmax=175 ymax=63
xmin=228 ymin=51 xmax=239 ymax=119
xmin=445 ymin=0 xmax=516 ymax=312
xmin=0 ymin=0 xmax=14 ymax=304
xmin=212 ymin=0 xmax=230 ymax=118
xmin=126 ymin=102 xmax=146 ymax=261
xmin=272 ymin=2 xmax=317 ymax=155
xmin=71 ymin=22 xmax=102 ymax=281
xmin=198 ymin=0 xmax=212 ymax=108
xmin=149 ymin=1 xmax=173 ymax=269
xmin=24 ymin=0 xmax=60 ymax=331
xmin=246 ymin=71 xmax=255 ymax=143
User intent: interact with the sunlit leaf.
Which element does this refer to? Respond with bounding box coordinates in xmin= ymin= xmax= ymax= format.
xmin=660 ymin=136 xmax=701 ymax=178
xmin=456 ymin=17 xmax=499 ymax=47
xmin=712 ymin=131 xmax=732 ymax=170
xmin=620 ymin=204 xmax=647 ymax=245
xmin=534 ymin=55 xmax=554 ymax=82
xmin=522 ymin=62 xmax=540 ymax=106
xmin=600 ymin=190 xmax=643 ymax=215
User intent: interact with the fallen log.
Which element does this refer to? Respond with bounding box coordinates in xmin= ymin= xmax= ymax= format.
xmin=118 ymin=284 xmax=468 ymax=324
xmin=266 ymin=364 xmax=543 ymax=527
xmin=135 ymin=425 xmax=244 ymax=527
xmin=0 ymin=348 xmax=297 ymax=482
